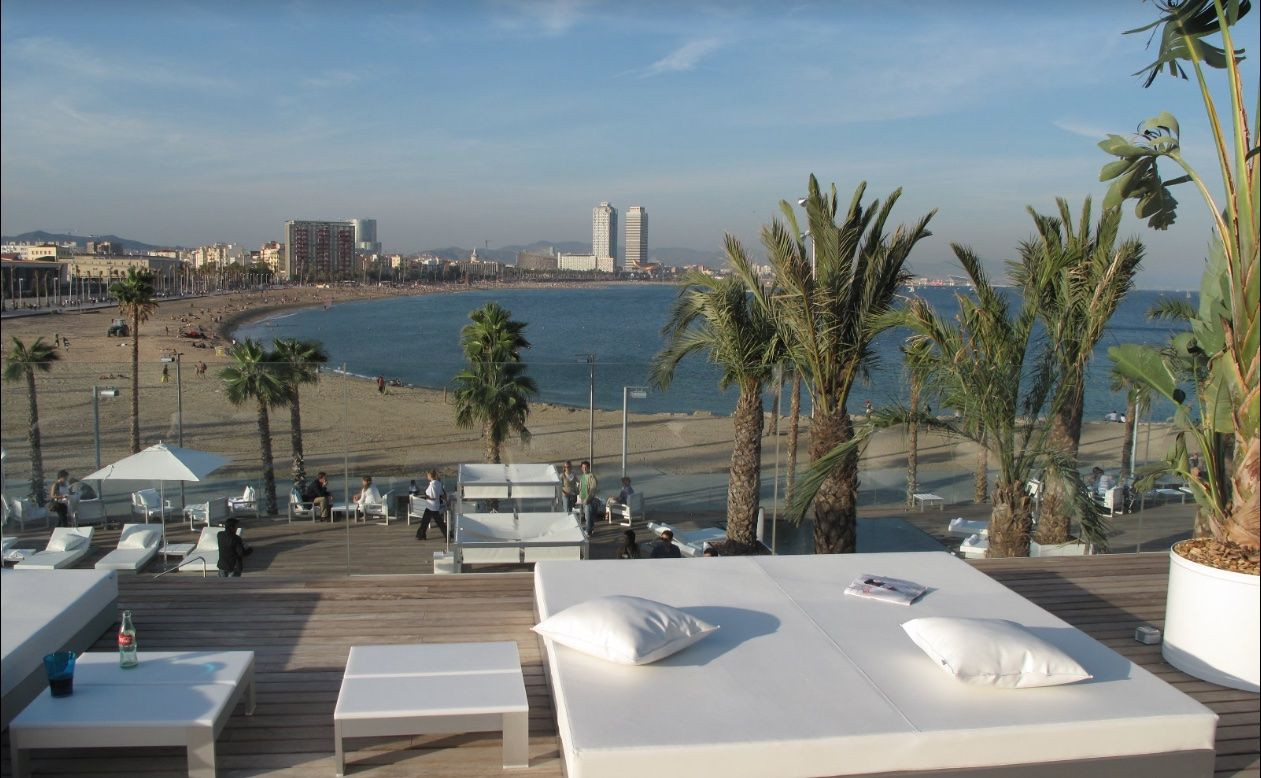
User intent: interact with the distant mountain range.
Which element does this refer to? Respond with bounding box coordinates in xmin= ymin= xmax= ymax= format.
xmin=3 ymin=230 xmax=726 ymax=267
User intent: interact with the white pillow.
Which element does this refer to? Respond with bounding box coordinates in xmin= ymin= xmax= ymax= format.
xmin=119 ymin=528 xmax=158 ymax=549
xmin=533 ymin=595 xmax=719 ymax=665
xmin=47 ymin=533 xmax=87 ymax=552
xmin=902 ymin=617 xmax=1091 ymax=689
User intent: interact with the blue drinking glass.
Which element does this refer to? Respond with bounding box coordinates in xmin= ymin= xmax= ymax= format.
xmin=43 ymin=651 xmax=76 ymax=698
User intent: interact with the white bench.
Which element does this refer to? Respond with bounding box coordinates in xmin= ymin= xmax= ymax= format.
xmin=912 ymin=493 xmax=945 ymax=511
xmin=10 ymin=650 xmax=255 ymax=778
xmin=334 ymin=641 xmax=528 ymax=776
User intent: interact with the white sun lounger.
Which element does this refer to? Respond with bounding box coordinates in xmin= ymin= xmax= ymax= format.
xmin=647 ymin=521 xmax=726 ymax=557
xmin=179 ymin=525 xmax=243 ymax=574
xmin=94 ymin=524 xmax=162 ymax=573
xmin=15 ymin=527 xmax=95 ymax=570
xmin=534 ymin=553 xmax=1216 ymax=778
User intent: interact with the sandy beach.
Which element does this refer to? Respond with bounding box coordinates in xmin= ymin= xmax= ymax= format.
xmin=0 ymin=285 xmax=1178 ymax=514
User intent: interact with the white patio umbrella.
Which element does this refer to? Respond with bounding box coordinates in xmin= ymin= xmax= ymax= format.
xmin=83 ymin=441 xmax=230 ymax=543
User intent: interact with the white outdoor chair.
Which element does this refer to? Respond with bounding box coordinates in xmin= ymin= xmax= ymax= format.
xmin=407 ymin=494 xmax=427 ymax=527
xmin=180 ymin=525 xmax=243 ymax=574
xmin=131 ymin=489 xmax=173 ymax=523
xmin=605 ymin=492 xmax=643 ymax=527
xmin=288 ymin=489 xmax=317 ymax=523
xmin=2 ymin=493 xmax=51 ymax=532
xmin=71 ymin=493 xmax=108 ymax=526
xmin=228 ymin=484 xmax=259 ymax=516
xmin=185 ymin=496 xmax=230 ymax=530
xmin=360 ymin=490 xmax=394 ymax=525
xmin=95 ymin=523 xmax=161 ymax=573
xmin=15 ymin=526 xmax=95 ymax=570
xmin=1097 ymin=485 xmax=1126 ymax=517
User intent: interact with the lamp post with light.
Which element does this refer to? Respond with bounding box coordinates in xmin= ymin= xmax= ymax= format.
xmin=92 ymin=386 xmax=119 ymax=503
xmin=577 ymin=354 xmax=595 ymax=464
xmin=621 ymin=386 xmax=648 ymax=479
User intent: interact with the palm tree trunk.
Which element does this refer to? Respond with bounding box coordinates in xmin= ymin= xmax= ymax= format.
xmin=130 ymin=310 xmax=141 ymax=452
xmin=974 ymin=444 xmax=988 ymax=503
xmin=810 ymin=407 xmax=858 ymax=554
xmin=25 ymin=369 xmax=46 ymax=504
xmin=257 ymin=398 xmax=278 ymax=515
xmin=485 ymin=422 xmax=500 ymax=464
xmin=1119 ymin=393 xmax=1137 ymax=478
xmin=785 ymin=371 xmax=802 ymax=507
xmin=988 ymin=480 xmax=1033 ymax=557
xmin=726 ymin=384 xmax=764 ymax=549
xmin=906 ymin=373 xmax=920 ymax=510
xmin=1035 ymin=387 xmax=1084 ymax=544
xmin=289 ymin=389 xmax=306 ymax=489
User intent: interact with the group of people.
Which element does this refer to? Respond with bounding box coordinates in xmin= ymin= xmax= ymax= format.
xmin=557 ymin=460 xmax=635 ymax=537
xmin=296 ymin=470 xmax=450 ymax=540
xmin=616 ymin=528 xmax=695 ymax=559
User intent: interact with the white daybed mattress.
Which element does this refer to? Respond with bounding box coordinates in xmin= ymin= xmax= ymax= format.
xmin=458 ymin=463 xmax=559 ymax=500
xmin=533 ymin=552 xmax=1217 ymax=778
xmin=457 ymin=511 xmax=586 ymax=564
xmin=1 ymin=569 xmax=118 ymax=725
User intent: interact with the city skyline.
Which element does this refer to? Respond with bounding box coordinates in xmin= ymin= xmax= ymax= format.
xmin=2 ymin=2 xmax=1257 ymax=288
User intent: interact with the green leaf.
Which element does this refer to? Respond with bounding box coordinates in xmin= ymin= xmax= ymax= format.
xmin=1098 ymin=135 xmax=1151 ymax=157
xmin=1108 ymin=343 xmax=1182 ymax=404
xmin=1098 ymin=159 xmax=1133 ymax=181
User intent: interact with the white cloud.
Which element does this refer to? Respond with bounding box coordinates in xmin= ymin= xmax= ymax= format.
xmin=302 ymin=70 xmax=364 ymax=89
xmin=640 ymin=37 xmax=723 ymax=78
xmin=1054 ymin=119 xmax=1111 ymax=140
xmin=488 ymin=0 xmax=591 ymax=36
xmin=4 ymin=36 xmax=234 ymax=91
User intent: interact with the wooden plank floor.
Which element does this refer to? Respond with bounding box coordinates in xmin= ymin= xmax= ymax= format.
xmin=1 ymin=520 xmax=1257 ymax=777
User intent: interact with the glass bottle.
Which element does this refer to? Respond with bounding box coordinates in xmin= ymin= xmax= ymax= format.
xmin=118 ymin=610 xmax=139 ymax=668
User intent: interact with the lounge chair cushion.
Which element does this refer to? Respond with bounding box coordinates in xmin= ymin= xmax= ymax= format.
xmin=533 ymin=595 xmax=718 ymax=665
xmin=47 ymin=534 xmax=87 ymax=553
xmin=902 ymin=616 xmax=1092 ymax=689
xmin=118 ymin=527 xmax=159 ymax=550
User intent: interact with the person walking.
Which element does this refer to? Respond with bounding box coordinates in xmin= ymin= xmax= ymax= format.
xmin=578 ymin=460 xmax=598 ymax=537
xmin=416 ymin=469 xmax=449 ymax=540
xmin=217 ymin=518 xmax=251 ymax=577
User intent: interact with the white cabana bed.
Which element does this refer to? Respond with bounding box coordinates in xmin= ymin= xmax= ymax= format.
xmin=533 ymin=552 xmax=1217 ymax=778
xmin=457 ymin=463 xmax=561 ymax=504
xmin=454 ymin=511 xmax=587 ymax=568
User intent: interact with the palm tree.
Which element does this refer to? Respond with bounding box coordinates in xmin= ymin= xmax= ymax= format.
xmin=451 ymin=304 xmax=538 ymax=464
xmin=1010 ymin=199 xmax=1145 ymax=544
xmin=3 ymin=337 xmax=59 ymax=503
xmin=784 ymin=367 xmax=802 ymax=508
xmin=108 ymin=268 xmax=157 ymax=453
xmin=863 ymin=246 xmax=1103 ymax=557
xmin=730 ymin=175 xmax=934 ymax=553
xmin=1109 ymin=367 xmax=1152 ymax=484
xmin=219 ymin=340 xmax=287 ymax=515
xmin=652 ymin=254 xmax=780 ymax=550
xmin=272 ymin=338 xmax=329 ymax=491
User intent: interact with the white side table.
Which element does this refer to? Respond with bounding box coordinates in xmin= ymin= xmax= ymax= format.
xmin=913 ymin=493 xmax=945 ymax=511
xmin=334 ymin=642 xmax=528 ymax=776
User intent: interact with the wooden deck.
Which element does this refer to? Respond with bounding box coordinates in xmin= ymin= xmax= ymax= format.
xmin=1 ymin=521 xmax=1257 ymax=777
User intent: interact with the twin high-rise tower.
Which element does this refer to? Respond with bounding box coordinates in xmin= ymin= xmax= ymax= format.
xmin=591 ymin=202 xmax=647 ymax=269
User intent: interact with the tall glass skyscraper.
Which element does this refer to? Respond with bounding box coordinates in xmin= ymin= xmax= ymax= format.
xmin=625 ymin=206 xmax=647 ymax=268
xmin=592 ymin=202 xmax=617 ymax=263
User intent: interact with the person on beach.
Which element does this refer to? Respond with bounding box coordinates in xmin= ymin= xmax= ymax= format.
xmin=416 ymin=470 xmax=449 ymax=540
xmin=49 ymin=470 xmax=72 ymax=527
xmin=617 ymin=529 xmax=640 ymax=559
xmin=161 ymin=365 xmax=170 ymax=383
xmin=559 ymin=461 xmax=578 ymax=512
xmin=217 ymin=517 xmax=251 ymax=578
xmin=376 ymin=375 xmax=385 ymax=394
xmin=578 ymin=461 xmax=598 ymax=536
xmin=650 ymin=529 xmax=682 ymax=559
xmin=304 ymin=472 xmax=333 ymax=521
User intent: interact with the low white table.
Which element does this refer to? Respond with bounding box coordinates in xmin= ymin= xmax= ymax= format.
xmin=913 ymin=492 xmax=945 ymax=511
xmin=334 ymin=642 xmax=528 ymax=776
xmin=159 ymin=542 xmax=196 ymax=563
xmin=9 ymin=650 xmax=255 ymax=778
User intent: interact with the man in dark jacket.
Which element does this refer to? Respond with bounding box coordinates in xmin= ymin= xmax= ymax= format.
xmin=304 ymin=471 xmax=333 ymax=521
xmin=217 ymin=518 xmax=251 ymax=577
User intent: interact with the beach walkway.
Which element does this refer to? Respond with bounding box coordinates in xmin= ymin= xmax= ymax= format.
xmin=0 ymin=523 xmax=1255 ymax=776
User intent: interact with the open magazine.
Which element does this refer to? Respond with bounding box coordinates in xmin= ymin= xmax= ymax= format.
xmin=844 ymin=573 xmax=927 ymax=606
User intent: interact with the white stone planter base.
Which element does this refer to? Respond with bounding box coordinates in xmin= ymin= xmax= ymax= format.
xmin=1030 ymin=540 xmax=1089 ymax=557
xmin=1163 ymin=544 xmax=1260 ymax=692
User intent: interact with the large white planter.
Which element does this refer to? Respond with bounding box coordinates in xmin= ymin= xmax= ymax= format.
xmin=1030 ymin=540 xmax=1089 ymax=557
xmin=1163 ymin=544 xmax=1260 ymax=692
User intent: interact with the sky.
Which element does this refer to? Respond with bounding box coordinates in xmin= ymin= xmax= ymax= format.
xmin=1 ymin=1 xmax=1256 ymax=288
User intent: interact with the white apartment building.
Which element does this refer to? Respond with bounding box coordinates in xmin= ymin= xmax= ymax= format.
xmin=625 ymin=206 xmax=647 ymax=267
xmin=190 ymin=243 xmax=245 ymax=270
xmin=0 ymin=243 xmax=69 ymax=261
xmin=557 ymin=253 xmax=615 ymax=273
xmin=592 ymin=202 xmax=617 ymax=265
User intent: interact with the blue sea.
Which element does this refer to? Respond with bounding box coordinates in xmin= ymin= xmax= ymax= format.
xmin=237 ymin=285 xmax=1193 ymax=421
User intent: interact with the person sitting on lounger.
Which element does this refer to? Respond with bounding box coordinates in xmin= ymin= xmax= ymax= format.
xmin=217 ymin=518 xmax=251 ymax=578
xmin=650 ymin=529 xmax=682 ymax=559
xmin=617 ymin=529 xmax=640 ymax=559
xmin=606 ymin=477 xmax=635 ymax=519
xmin=49 ymin=470 xmax=72 ymax=527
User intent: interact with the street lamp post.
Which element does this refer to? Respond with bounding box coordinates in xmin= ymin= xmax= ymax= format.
xmin=92 ymin=386 xmax=119 ymax=504
xmin=621 ymin=387 xmax=648 ymax=479
xmin=577 ymin=354 xmax=595 ymax=465
xmin=161 ymin=353 xmax=185 ymax=507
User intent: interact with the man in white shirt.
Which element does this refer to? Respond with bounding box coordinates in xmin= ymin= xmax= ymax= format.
xmin=416 ymin=470 xmax=449 ymax=540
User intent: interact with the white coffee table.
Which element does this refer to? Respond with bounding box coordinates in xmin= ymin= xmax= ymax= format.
xmin=913 ymin=492 xmax=945 ymax=511
xmin=10 ymin=650 xmax=255 ymax=778
xmin=334 ymin=642 xmax=528 ymax=776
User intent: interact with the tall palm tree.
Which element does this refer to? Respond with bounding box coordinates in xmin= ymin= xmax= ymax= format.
xmin=731 ymin=175 xmax=934 ymax=553
xmin=1109 ymin=367 xmax=1152 ymax=484
xmin=108 ymin=268 xmax=157 ymax=453
xmin=451 ymin=304 xmax=537 ymax=464
xmin=651 ymin=254 xmax=780 ymax=550
xmin=784 ymin=367 xmax=802 ymax=508
xmin=219 ymin=340 xmax=287 ymax=515
xmin=1010 ymin=199 xmax=1145 ymax=544
xmin=272 ymin=338 xmax=329 ymax=490
xmin=3 ymin=337 xmax=59 ymax=503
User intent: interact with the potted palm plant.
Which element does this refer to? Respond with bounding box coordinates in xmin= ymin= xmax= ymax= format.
xmin=1102 ymin=0 xmax=1258 ymax=691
